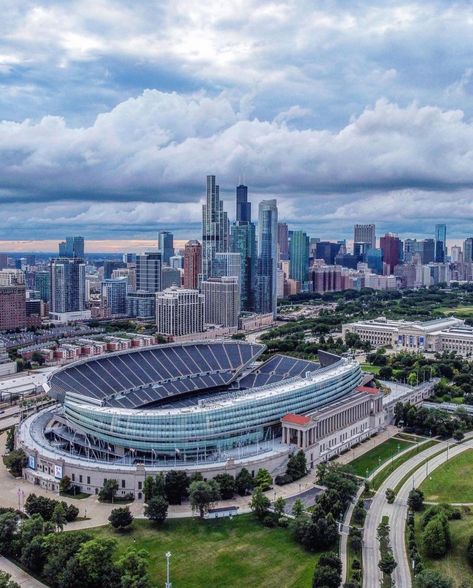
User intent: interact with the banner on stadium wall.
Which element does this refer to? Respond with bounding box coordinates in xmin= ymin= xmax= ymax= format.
xmin=28 ymin=455 xmax=36 ymax=470
xmin=54 ymin=464 xmax=63 ymax=479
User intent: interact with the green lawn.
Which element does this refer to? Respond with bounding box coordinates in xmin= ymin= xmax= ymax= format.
xmin=348 ymin=438 xmax=410 ymax=477
xmin=360 ymin=363 xmax=381 ymax=375
xmin=88 ymin=516 xmax=318 ymax=588
xmin=420 ymin=449 xmax=473 ymax=503
xmin=371 ymin=440 xmax=439 ymax=490
xmin=437 ymin=305 xmax=473 ymax=318
xmin=415 ymin=511 xmax=473 ymax=587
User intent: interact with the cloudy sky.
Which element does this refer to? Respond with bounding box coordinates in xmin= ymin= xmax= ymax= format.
xmin=2 ymin=0 xmax=473 ymax=249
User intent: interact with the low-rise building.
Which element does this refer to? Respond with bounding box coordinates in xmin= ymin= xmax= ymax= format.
xmin=342 ymin=316 xmax=473 ymax=355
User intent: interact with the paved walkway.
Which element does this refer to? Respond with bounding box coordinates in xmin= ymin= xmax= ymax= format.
xmin=0 ymin=556 xmax=47 ymax=587
xmin=339 ymin=485 xmax=363 ymax=586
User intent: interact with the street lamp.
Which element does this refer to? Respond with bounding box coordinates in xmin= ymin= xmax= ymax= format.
xmin=165 ymin=552 xmax=172 ymax=588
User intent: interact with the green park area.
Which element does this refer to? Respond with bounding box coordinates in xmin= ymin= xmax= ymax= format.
xmin=437 ymin=305 xmax=473 ymax=318
xmin=420 ymin=449 xmax=473 ymax=503
xmin=90 ymin=515 xmax=318 ymax=588
xmin=347 ymin=437 xmax=411 ymax=477
xmin=415 ymin=510 xmax=473 ymax=587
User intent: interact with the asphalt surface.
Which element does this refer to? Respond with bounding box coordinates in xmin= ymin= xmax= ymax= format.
xmin=362 ymin=439 xmax=454 ymax=588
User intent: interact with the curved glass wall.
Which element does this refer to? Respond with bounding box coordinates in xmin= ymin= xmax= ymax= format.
xmin=62 ymin=360 xmax=362 ymax=458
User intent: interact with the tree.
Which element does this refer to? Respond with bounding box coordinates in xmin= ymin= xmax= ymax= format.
xmin=3 ymin=449 xmax=27 ymax=477
xmin=0 ymin=512 xmax=19 ymax=556
xmin=164 ymin=471 xmax=189 ymax=505
xmin=385 ymin=488 xmax=395 ymax=504
xmin=59 ymin=475 xmax=72 ymax=494
xmin=188 ymin=480 xmax=220 ymax=519
xmin=291 ymin=498 xmax=305 ymax=518
xmin=408 ymin=489 xmax=424 ymax=512
xmin=143 ymin=476 xmax=156 ymax=502
xmin=41 ymin=531 xmax=92 ymax=587
xmin=65 ymin=537 xmax=120 ymax=588
xmin=378 ymin=552 xmax=397 ymax=576
xmin=0 ymin=571 xmax=20 ymax=588
xmin=349 ymin=527 xmax=363 ymax=552
xmin=117 ymin=547 xmax=152 ymax=588
xmin=255 ymin=468 xmax=272 ymax=491
xmin=422 ymin=515 xmax=450 ymax=558
xmin=99 ymin=479 xmax=119 ymax=502
xmin=414 ymin=570 xmax=453 ymax=588
xmin=144 ymin=495 xmax=168 ymax=524
xmin=453 ymin=429 xmax=464 ymax=442
xmin=273 ymin=496 xmax=286 ymax=518
xmin=352 ymin=503 xmax=366 ymax=526
xmin=109 ymin=506 xmax=134 ymax=530
xmin=24 ymin=494 xmax=56 ymax=520
xmin=214 ymin=473 xmax=235 ymax=499
xmin=312 ymin=553 xmax=342 ymax=588
xmin=286 ymin=450 xmax=307 ymax=481
xmin=235 ymin=468 xmax=254 ymax=496
xmin=52 ymin=502 xmax=67 ymax=532
xmin=5 ymin=428 xmax=14 ymax=453
xmin=249 ymin=487 xmax=271 ymax=520
xmin=467 ymin=534 xmax=473 ymax=565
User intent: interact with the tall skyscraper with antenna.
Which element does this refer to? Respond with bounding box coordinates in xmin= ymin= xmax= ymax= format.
xmin=202 ymin=175 xmax=229 ymax=279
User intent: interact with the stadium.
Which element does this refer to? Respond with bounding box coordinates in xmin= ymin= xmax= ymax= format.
xmin=17 ymin=341 xmax=382 ymax=498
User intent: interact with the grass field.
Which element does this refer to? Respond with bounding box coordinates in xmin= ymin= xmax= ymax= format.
xmin=437 ymin=305 xmax=473 ymax=318
xmin=348 ymin=438 xmax=410 ymax=477
xmin=360 ymin=363 xmax=381 ymax=375
xmin=370 ymin=439 xmax=439 ymax=490
xmin=89 ymin=516 xmax=318 ymax=588
xmin=415 ymin=511 xmax=473 ymax=587
xmin=420 ymin=449 xmax=473 ymax=503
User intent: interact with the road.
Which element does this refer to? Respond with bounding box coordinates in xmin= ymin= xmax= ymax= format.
xmin=362 ymin=439 xmax=453 ymax=588
xmin=390 ymin=437 xmax=473 ymax=587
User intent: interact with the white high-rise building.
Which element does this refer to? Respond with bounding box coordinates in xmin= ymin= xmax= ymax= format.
xmin=156 ymin=286 xmax=204 ymax=336
xmin=50 ymin=258 xmax=86 ymax=320
xmin=201 ymin=276 xmax=240 ymax=327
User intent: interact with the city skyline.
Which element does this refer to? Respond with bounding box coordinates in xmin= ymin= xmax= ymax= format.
xmin=2 ymin=2 xmax=473 ymax=241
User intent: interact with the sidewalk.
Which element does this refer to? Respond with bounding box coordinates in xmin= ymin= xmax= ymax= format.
xmin=0 ymin=556 xmax=47 ymax=588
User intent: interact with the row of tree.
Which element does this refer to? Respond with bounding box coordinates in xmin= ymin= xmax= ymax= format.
xmin=24 ymin=493 xmax=79 ymax=526
xmin=0 ymin=510 xmax=152 ymax=588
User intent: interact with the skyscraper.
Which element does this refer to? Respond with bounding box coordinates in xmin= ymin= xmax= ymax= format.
xmin=354 ymin=224 xmax=376 ymax=250
xmin=136 ymin=252 xmax=162 ymax=293
xmin=277 ymin=223 xmax=289 ymax=261
xmin=256 ymin=199 xmax=278 ymax=317
xmin=289 ymin=231 xmax=309 ymax=283
xmin=380 ymin=234 xmax=402 ymax=273
xmin=202 ymin=276 xmax=240 ymax=327
xmin=34 ymin=271 xmax=51 ymax=303
xmin=464 ymin=238 xmax=473 ymax=263
xmin=58 ymin=236 xmax=85 ymax=259
xmin=156 ymin=287 xmax=204 ymax=336
xmin=49 ymin=258 xmax=86 ymax=318
xmin=435 ymin=224 xmax=447 ymax=262
xmin=231 ymin=222 xmax=256 ymax=311
xmin=202 ymin=175 xmax=229 ymax=279
xmin=158 ymin=231 xmax=174 ymax=265
xmin=236 ymin=184 xmax=251 ymax=223
xmin=0 ymin=285 xmax=26 ymax=330
xmin=183 ymin=240 xmax=202 ymax=290
xmin=101 ymin=278 xmax=128 ymax=315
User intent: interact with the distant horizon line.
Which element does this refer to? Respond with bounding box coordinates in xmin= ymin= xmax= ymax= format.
xmin=0 ymin=236 xmax=468 ymax=254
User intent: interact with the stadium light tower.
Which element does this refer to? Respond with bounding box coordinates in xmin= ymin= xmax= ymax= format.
xmin=165 ymin=551 xmax=172 ymax=588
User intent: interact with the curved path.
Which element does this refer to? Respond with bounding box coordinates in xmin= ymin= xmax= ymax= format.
xmin=362 ymin=438 xmax=454 ymax=588
xmin=391 ymin=437 xmax=473 ymax=587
